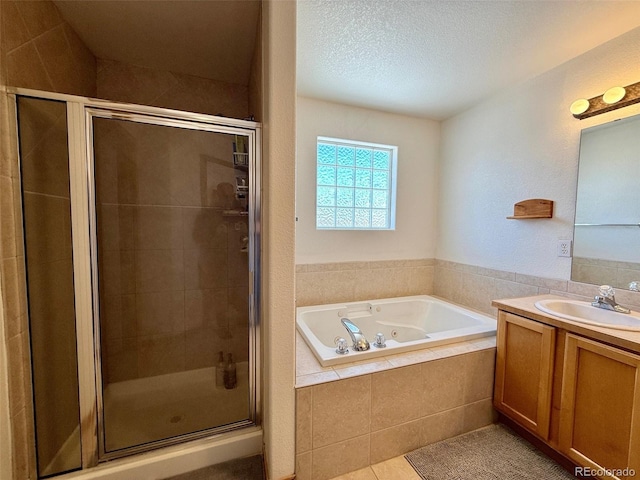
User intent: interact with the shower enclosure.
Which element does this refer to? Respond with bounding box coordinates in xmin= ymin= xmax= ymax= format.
xmin=13 ymin=89 xmax=260 ymax=478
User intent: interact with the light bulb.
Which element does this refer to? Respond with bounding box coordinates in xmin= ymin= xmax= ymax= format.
xmin=602 ymin=86 xmax=626 ymax=104
xmin=569 ymin=98 xmax=590 ymax=115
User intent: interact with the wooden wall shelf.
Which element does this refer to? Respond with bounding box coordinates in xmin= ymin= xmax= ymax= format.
xmin=507 ymin=199 xmax=553 ymax=219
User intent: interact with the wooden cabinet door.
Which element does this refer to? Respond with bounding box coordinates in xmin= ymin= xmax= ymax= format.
xmin=494 ymin=311 xmax=556 ymax=440
xmin=559 ymin=334 xmax=640 ymax=479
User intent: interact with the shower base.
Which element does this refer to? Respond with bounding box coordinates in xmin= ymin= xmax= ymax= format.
xmin=103 ymin=364 xmax=250 ymax=453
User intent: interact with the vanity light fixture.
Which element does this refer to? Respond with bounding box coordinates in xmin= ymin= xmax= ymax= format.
xmin=571 ymin=80 xmax=640 ymax=120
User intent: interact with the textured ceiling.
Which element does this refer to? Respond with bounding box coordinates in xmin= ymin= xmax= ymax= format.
xmin=52 ymin=1 xmax=640 ymax=118
xmin=53 ymin=0 xmax=260 ymax=86
xmin=297 ymin=1 xmax=640 ymax=119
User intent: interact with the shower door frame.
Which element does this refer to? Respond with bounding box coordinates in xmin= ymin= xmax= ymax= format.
xmin=11 ymin=87 xmax=262 ymax=470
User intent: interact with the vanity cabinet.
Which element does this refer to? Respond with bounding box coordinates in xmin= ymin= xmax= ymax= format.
xmin=559 ymin=334 xmax=640 ymax=478
xmin=494 ymin=301 xmax=640 ymax=479
xmin=494 ymin=311 xmax=555 ymax=440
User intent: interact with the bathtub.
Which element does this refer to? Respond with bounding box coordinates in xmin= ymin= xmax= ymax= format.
xmin=297 ymin=295 xmax=496 ymax=366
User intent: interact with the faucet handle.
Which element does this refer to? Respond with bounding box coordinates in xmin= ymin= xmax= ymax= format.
xmin=335 ymin=337 xmax=349 ymax=355
xmin=373 ymin=332 xmax=387 ymax=348
xmin=599 ymin=285 xmax=615 ymax=299
xmin=629 ymin=281 xmax=639 ymax=292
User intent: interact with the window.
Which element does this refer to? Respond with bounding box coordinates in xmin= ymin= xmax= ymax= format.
xmin=316 ymin=137 xmax=397 ymax=230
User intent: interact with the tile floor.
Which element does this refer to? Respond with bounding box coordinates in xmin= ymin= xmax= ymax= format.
xmin=328 ymin=455 xmax=420 ymax=480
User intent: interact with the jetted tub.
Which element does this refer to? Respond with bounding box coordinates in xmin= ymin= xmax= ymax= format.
xmin=296 ymin=295 xmax=497 ymax=366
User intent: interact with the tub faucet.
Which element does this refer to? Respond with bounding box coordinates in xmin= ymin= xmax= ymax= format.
xmin=592 ymin=285 xmax=630 ymax=314
xmin=340 ymin=318 xmax=370 ymax=351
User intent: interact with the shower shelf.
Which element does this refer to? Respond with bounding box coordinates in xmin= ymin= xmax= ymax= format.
xmin=223 ymin=210 xmax=248 ymax=217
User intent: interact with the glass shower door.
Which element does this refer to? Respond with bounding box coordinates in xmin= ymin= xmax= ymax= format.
xmin=18 ymin=96 xmax=83 ymax=478
xmin=91 ymin=114 xmax=254 ymax=455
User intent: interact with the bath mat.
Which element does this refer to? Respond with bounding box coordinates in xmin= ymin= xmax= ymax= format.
xmin=405 ymin=424 xmax=576 ymax=479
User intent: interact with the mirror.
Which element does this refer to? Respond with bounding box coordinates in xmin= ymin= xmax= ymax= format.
xmin=571 ymin=113 xmax=640 ymax=290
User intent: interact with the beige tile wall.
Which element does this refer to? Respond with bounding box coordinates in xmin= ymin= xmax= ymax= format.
xmin=295 ymin=259 xmax=434 ymax=307
xmin=293 ymin=256 xmax=640 ymax=480
xmin=0 ymin=2 xmax=97 ymax=477
xmin=0 ymin=2 xmax=258 ymax=477
xmin=248 ymin=6 xmax=262 ymax=122
xmin=94 ymin=119 xmax=250 ymax=383
xmin=92 ymin=45 xmax=254 ymax=386
xmin=0 ymin=93 xmax=35 ymax=480
xmin=434 ymin=259 xmax=640 ymax=315
xmin=572 ymin=257 xmax=640 ymax=291
xmin=97 ymin=59 xmax=249 ymax=119
xmin=19 ymin=97 xmax=82 ymax=474
xmin=295 ymin=349 xmax=496 ymax=480
xmin=2 ymin=0 xmax=96 ymax=97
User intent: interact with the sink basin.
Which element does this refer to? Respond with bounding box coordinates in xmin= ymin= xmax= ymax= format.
xmin=534 ymin=299 xmax=640 ymax=331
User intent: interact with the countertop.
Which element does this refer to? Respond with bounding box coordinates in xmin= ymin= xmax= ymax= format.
xmin=492 ymin=294 xmax=640 ymax=354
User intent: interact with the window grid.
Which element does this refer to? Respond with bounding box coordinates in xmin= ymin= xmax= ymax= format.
xmin=316 ymin=138 xmax=396 ymax=230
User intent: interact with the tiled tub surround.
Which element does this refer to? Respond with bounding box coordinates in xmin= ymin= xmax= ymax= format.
xmin=434 ymin=259 xmax=640 ymax=316
xmin=295 ymin=333 xmax=497 ymax=480
xmin=296 ymin=258 xmax=640 ymax=321
xmin=293 ymin=257 xmax=640 ymax=480
xmin=295 ymin=259 xmax=434 ymax=307
xmin=572 ymin=256 xmax=640 ymax=291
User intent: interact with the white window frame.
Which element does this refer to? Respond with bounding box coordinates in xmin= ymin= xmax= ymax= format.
xmin=315 ymin=136 xmax=397 ymax=230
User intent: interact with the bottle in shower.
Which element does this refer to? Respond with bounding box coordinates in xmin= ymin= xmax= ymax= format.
xmin=216 ymin=351 xmax=225 ymax=388
xmin=224 ymin=353 xmax=237 ymax=389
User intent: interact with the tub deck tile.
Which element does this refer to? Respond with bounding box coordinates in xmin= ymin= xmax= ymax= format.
xmin=296 ymin=371 xmax=340 ymax=388
xmin=296 ymin=334 xmax=333 ymax=377
xmin=386 ymin=348 xmax=439 ymax=368
xmin=334 ymin=359 xmax=394 ymax=379
xmin=295 ymin=333 xmax=497 ymax=388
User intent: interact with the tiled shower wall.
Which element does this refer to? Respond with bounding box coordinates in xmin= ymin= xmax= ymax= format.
xmin=19 ymin=97 xmax=82 ymax=476
xmin=95 ymin=120 xmax=250 ymax=383
xmin=0 ymin=2 xmax=97 ymax=478
xmin=2 ymin=1 xmax=96 ymax=97
xmin=93 ymin=45 xmax=253 ymax=387
xmin=97 ymin=58 xmax=249 ymax=119
xmin=0 ymin=1 xmax=258 ymax=477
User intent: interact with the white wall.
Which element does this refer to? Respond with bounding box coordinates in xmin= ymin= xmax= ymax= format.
xmin=438 ymin=27 xmax=640 ymax=280
xmin=296 ymin=97 xmax=440 ymax=264
xmin=262 ymin=0 xmax=296 ymax=478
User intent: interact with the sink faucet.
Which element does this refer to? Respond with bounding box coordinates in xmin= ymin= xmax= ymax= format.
xmin=340 ymin=318 xmax=370 ymax=351
xmin=592 ymin=285 xmax=630 ymax=314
